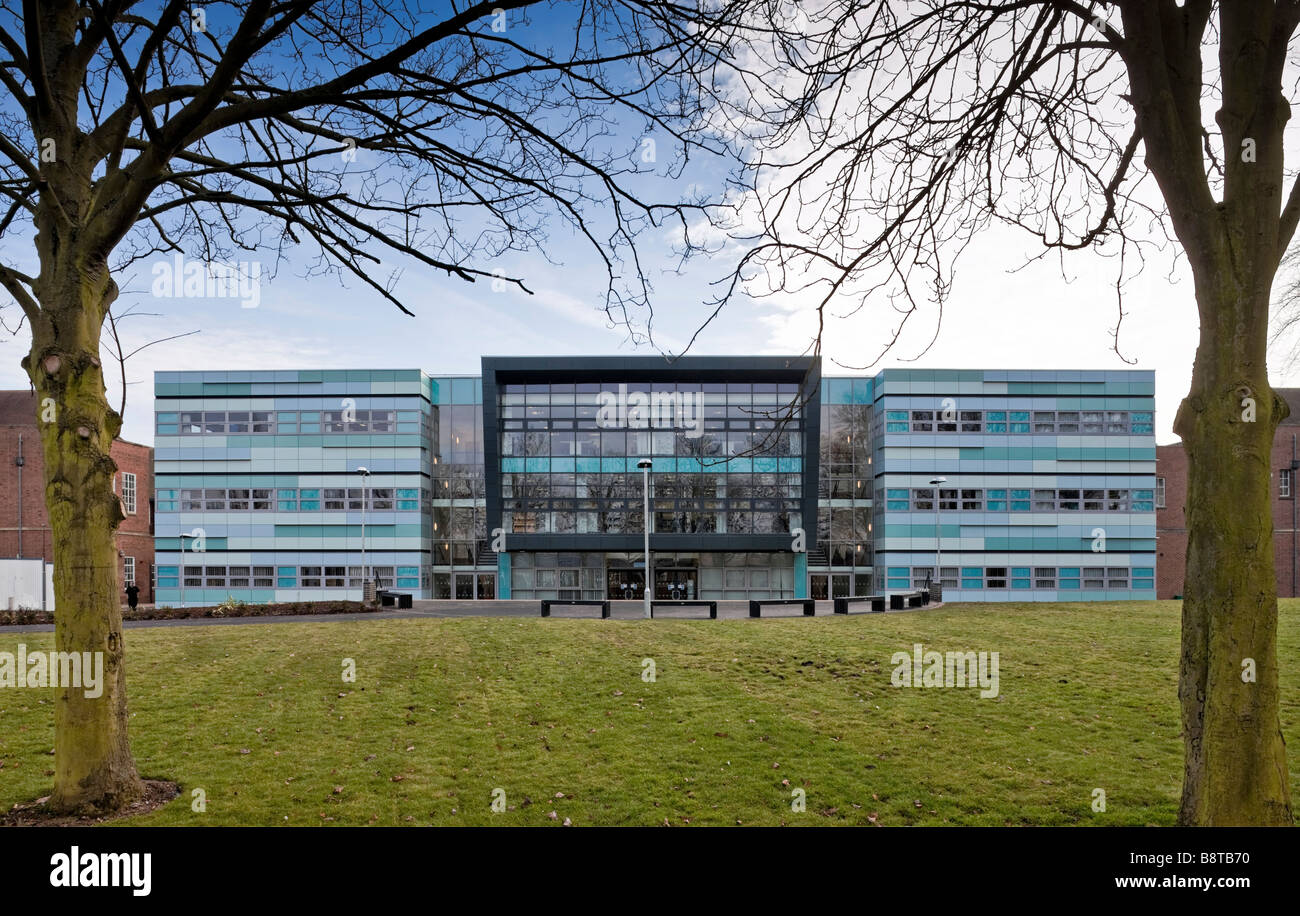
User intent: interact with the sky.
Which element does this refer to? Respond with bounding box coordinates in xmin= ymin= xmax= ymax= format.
xmin=0 ymin=214 xmax=1219 ymax=447
xmin=0 ymin=1 xmax=1295 ymax=448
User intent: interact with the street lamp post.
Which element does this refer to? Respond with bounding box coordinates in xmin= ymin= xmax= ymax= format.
xmin=356 ymin=466 xmax=371 ymax=601
xmin=638 ymin=458 xmax=652 ymax=619
xmin=929 ymin=476 xmax=947 ymax=596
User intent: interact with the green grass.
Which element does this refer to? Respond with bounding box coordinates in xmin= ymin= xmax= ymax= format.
xmin=1 ymin=601 xmax=1297 ymax=826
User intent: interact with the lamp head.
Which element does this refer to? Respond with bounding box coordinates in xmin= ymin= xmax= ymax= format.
xmin=636 ymin=459 xmax=652 ymax=470
xmin=929 ymin=476 xmax=946 ymax=486
xmin=356 ymin=466 xmax=370 ymax=476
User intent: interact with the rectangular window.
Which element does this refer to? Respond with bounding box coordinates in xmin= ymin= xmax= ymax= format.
xmin=1281 ymin=468 xmax=1293 ymax=499
xmin=123 ymin=556 xmax=135 ymax=586
xmin=120 ymin=471 xmax=136 ymax=514
xmin=1155 ymin=477 xmax=1166 ymax=508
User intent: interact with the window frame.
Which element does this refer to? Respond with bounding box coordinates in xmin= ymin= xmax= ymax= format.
xmin=120 ymin=471 xmax=137 ymax=514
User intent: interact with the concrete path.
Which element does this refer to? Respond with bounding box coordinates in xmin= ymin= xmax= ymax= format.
xmin=2 ymin=598 xmax=942 ymax=634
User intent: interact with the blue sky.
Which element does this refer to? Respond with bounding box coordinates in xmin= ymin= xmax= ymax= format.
xmin=1 ymin=1 xmax=1295 ymax=447
xmin=0 ymin=212 xmax=1218 ymax=448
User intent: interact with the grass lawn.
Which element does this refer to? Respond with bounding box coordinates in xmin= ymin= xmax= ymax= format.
xmin=1 ymin=600 xmax=1297 ymax=826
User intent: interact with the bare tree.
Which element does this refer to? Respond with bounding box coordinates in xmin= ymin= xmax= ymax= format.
xmin=0 ymin=0 xmax=725 ymax=815
xmin=1269 ymin=244 xmax=1300 ymax=372
xmin=703 ymin=0 xmax=1295 ymax=825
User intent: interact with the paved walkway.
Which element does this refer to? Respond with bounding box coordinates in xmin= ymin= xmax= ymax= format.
xmin=2 ymin=598 xmax=942 ymax=634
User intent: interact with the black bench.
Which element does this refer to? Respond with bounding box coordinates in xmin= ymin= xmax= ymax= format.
xmin=889 ymin=591 xmax=929 ymax=610
xmin=833 ymin=595 xmax=886 ymax=614
xmin=650 ymin=600 xmax=718 ymax=619
xmin=748 ymin=598 xmax=815 ymax=618
xmin=540 ymin=599 xmax=610 ymax=619
xmin=377 ymin=590 xmax=413 ymax=609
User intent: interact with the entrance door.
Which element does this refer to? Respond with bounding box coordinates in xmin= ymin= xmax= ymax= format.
xmin=655 ymin=569 xmax=697 ymax=600
xmin=607 ymin=569 xmax=646 ymax=601
xmin=454 ymin=574 xmax=475 ymax=599
xmin=810 ymin=574 xmax=829 ymax=600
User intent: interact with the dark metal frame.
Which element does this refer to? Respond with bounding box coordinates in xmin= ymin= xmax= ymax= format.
xmin=482 ymin=355 xmax=822 ymax=555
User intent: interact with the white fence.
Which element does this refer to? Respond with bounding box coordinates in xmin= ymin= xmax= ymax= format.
xmin=0 ymin=557 xmax=55 ymax=611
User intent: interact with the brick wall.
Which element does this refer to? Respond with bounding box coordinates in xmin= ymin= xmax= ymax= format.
xmin=1270 ymin=432 xmax=1300 ymax=599
xmin=0 ymin=392 xmax=154 ymax=604
xmin=112 ymin=438 xmax=155 ymax=604
xmin=1155 ymin=443 xmax=1187 ymax=599
xmin=1156 ymin=432 xmax=1300 ymax=600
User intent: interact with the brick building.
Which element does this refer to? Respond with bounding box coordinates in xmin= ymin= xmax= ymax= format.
xmin=1155 ymin=389 xmax=1300 ymax=599
xmin=0 ymin=391 xmax=154 ymax=605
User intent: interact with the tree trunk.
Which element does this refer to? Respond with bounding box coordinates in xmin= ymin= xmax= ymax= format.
xmin=1174 ymin=280 xmax=1293 ymax=825
xmin=24 ymin=257 xmax=142 ymax=815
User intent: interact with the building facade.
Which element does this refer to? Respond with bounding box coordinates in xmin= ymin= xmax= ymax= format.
xmin=152 ymin=370 xmax=435 ymax=606
xmin=0 ymin=390 xmax=154 ymax=604
xmin=152 ymin=362 xmax=1157 ymax=605
xmin=1156 ymin=389 xmax=1300 ymax=599
xmin=870 ymin=369 xmax=1157 ymax=601
xmin=484 ymin=356 xmax=819 ymax=602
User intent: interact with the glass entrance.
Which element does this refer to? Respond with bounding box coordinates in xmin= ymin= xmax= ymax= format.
xmin=607 ymin=569 xmax=646 ymax=601
xmin=810 ymin=574 xmax=829 ymax=600
xmin=655 ymin=569 xmax=697 ymax=600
